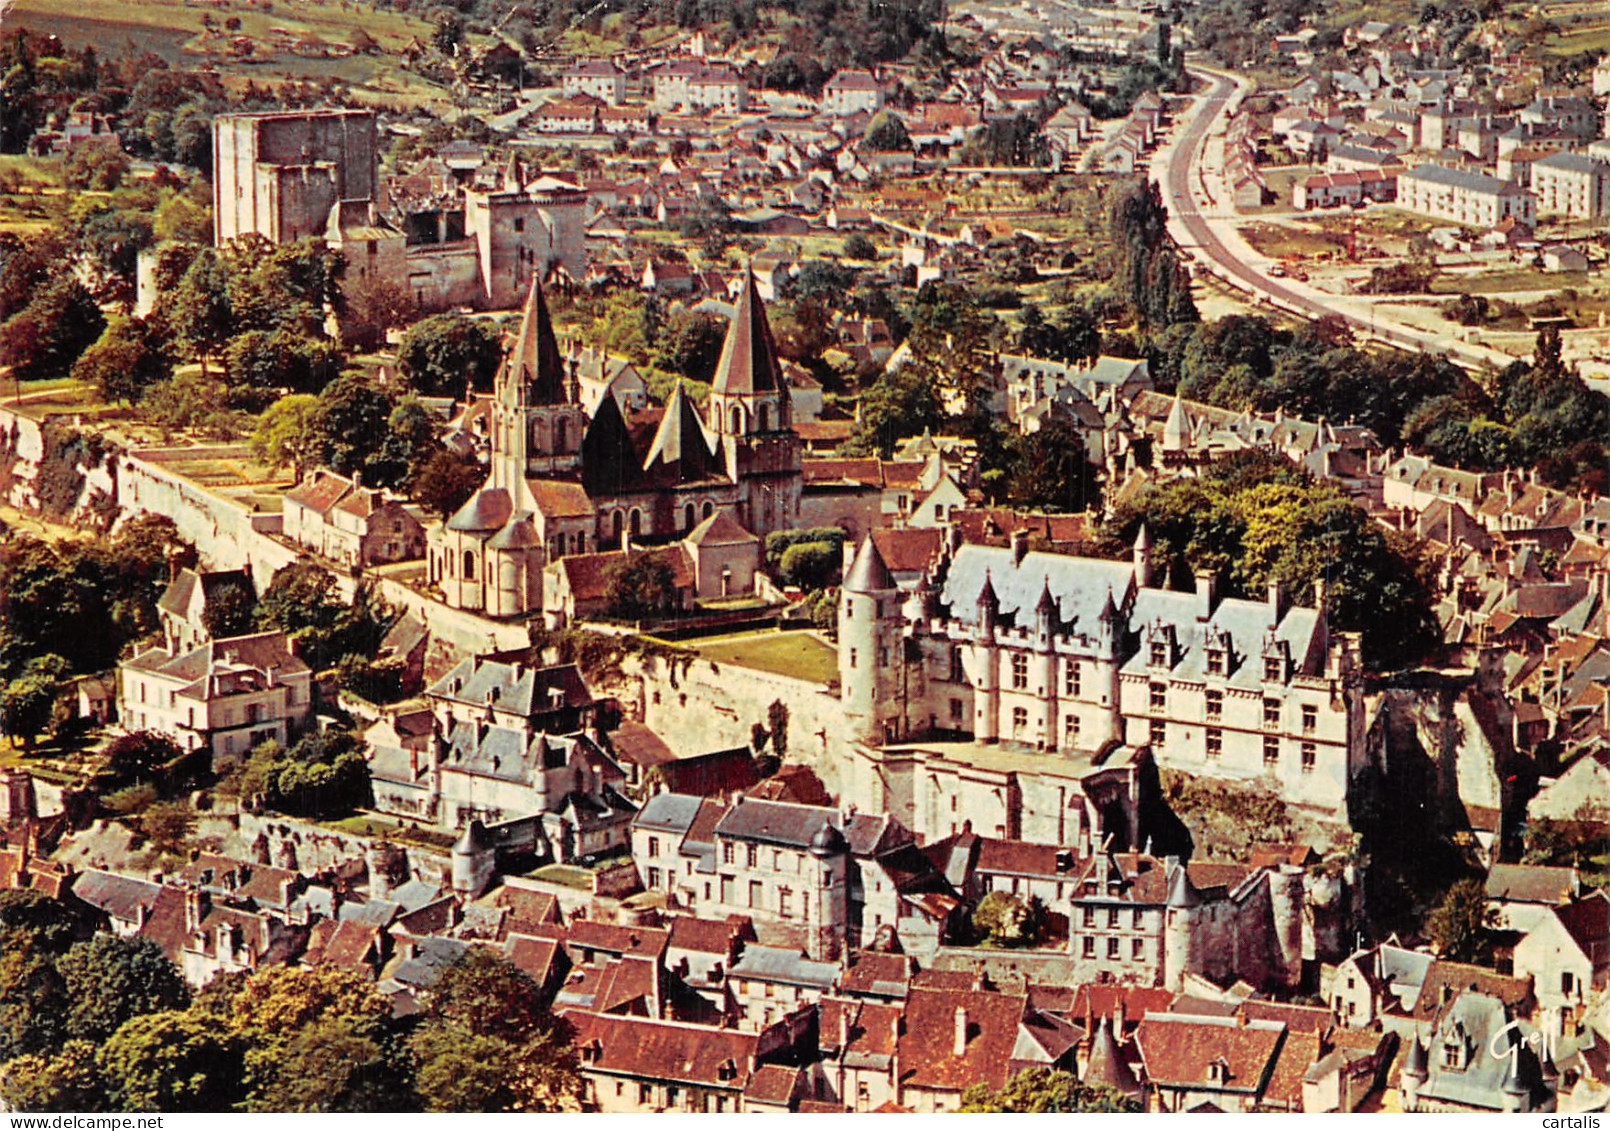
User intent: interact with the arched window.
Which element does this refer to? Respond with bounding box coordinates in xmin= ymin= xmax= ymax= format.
xmin=463 ymin=550 xmax=476 ymax=580
xmin=556 ymin=417 xmax=569 ymax=451
xmin=758 ymin=403 xmax=770 ymax=431
xmin=630 ymin=508 xmax=643 ymax=537
xmin=611 ymin=510 xmax=624 ymax=546
xmin=730 ymin=404 xmax=744 ymax=434
xmin=684 ymin=502 xmax=696 ymax=530
xmin=703 ymin=500 xmax=715 ymax=518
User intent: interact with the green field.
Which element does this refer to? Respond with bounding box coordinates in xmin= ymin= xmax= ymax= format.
xmin=9 ymin=0 xmax=457 ymax=111
xmin=690 ymin=629 xmax=840 ymax=685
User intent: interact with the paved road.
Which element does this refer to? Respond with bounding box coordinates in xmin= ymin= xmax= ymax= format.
xmin=1160 ymin=70 xmax=1507 ymax=371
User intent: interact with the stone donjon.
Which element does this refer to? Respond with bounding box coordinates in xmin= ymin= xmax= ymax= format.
xmin=210 ymin=109 xmax=586 ymax=312
xmin=430 ymin=271 xmax=802 ymax=617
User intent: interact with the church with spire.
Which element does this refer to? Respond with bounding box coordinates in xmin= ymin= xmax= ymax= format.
xmin=427 ymin=269 xmax=803 ymax=618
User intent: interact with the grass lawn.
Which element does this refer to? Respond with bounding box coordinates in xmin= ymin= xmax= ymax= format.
xmin=532 ymin=863 xmax=593 ymax=890
xmin=690 ymin=630 xmax=839 ymax=685
xmin=1237 ymin=221 xmax=1348 ymax=260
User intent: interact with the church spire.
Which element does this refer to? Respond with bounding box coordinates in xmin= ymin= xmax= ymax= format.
xmin=500 ymin=278 xmax=567 ymax=407
xmin=643 ymin=380 xmax=717 ymax=482
xmin=711 ymin=266 xmax=786 ymax=399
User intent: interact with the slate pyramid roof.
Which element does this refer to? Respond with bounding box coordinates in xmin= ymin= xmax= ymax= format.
xmin=581 ymin=391 xmax=643 ymax=496
xmin=643 ymin=380 xmax=718 ymax=481
xmin=711 ymin=268 xmax=786 ymax=397
xmin=500 ymin=279 xmax=568 ymax=407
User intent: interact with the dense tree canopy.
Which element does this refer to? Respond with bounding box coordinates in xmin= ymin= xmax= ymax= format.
xmin=1104 ymin=453 xmax=1438 ymax=669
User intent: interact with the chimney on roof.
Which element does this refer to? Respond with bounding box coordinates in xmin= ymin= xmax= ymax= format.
xmin=351 ymin=468 xmax=362 ymax=490
xmin=840 ymin=1007 xmax=850 ymax=1051
xmin=1195 ymin=572 xmax=1217 ymax=621
xmin=1010 ymin=528 xmax=1029 ymax=565
xmin=1115 ymin=999 xmax=1126 ymax=1033
xmin=1268 ymin=577 xmax=1288 ymax=619
xmin=954 ymin=1007 xmax=969 ymax=1056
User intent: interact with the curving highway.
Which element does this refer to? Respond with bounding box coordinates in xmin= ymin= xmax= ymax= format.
xmin=1159 ymin=69 xmax=1510 ymax=371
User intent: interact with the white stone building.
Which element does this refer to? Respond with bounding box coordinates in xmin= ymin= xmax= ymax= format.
xmin=1398 ymin=164 xmax=1536 ymax=227
xmin=118 ymin=631 xmax=313 ymax=760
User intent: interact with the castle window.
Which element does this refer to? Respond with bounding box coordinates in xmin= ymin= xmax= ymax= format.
xmin=1206 ymin=690 xmax=1223 ymax=719
xmin=1301 ymin=743 xmax=1316 ymax=772
xmin=1263 ymin=736 xmax=1280 ymax=765
xmin=1083 ymin=937 xmax=1096 ymax=958
xmin=1107 ymin=937 xmax=1120 ymax=958
xmin=1206 ymin=728 xmax=1222 ymax=760
xmin=1302 ymin=704 xmax=1317 ymax=734
xmin=1107 ymin=907 xmax=1120 ymax=929
xmin=1012 ymin=706 xmax=1028 ymax=734
xmin=1149 ymin=683 xmax=1166 ymax=712
xmin=730 ymin=405 xmax=744 ymax=434
xmin=629 ymin=509 xmax=642 ymax=537
xmin=1083 ymin=907 xmax=1095 ymax=927
xmin=611 ymin=511 xmax=624 ymax=545
xmin=463 ymin=551 xmax=476 ymax=580
xmin=849 ymin=648 xmax=857 ymax=668
xmin=685 ymin=502 xmax=696 ymax=530
xmin=1066 ymin=715 xmax=1080 ymax=744
xmin=556 ymin=418 xmax=569 ymax=450
xmin=1065 ymin=662 xmax=1081 ymax=697
xmin=1149 ymin=719 xmax=1166 ymax=749
xmin=1150 ymin=639 xmax=1167 ymax=666
xmin=1011 ymin=654 xmax=1029 ymax=690
xmin=950 ymin=698 xmax=963 ymax=721
xmin=1263 ymin=697 xmax=1280 ymax=729
xmin=1207 ymin=648 xmax=1224 ymax=676
xmin=1265 ymin=657 xmax=1282 ymax=682
xmin=950 ymin=647 xmax=965 ymax=681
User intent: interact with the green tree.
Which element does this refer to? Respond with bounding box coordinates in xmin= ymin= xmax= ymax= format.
xmin=971 ymin=890 xmax=1043 ymax=947
xmin=960 ymin=1068 xmax=1142 ymax=1113
xmin=411 ymin=950 xmax=583 ymax=1112
xmin=251 ymin=394 xmax=326 ymax=479
xmin=1427 ymin=878 xmax=1496 ymax=964
xmin=63 ymin=143 xmax=129 ymax=190
xmin=139 ymin=800 xmax=195 ymax=859
xmin=224 ymin=328 xmax=342 ymax=396
xmin=339 ymin=274 xmax=414 ymax=352
xmin=863 ymin=110 xmax=912 ymax=151
xmin=169 ymin=248 xmax=232 ymax=374
xmin=316 ymin=373 xmax=396 ymax=482
xmin=267 ymin=727 xmax=369 ymax=818
xmin=0 ymin=277 xmax=106 ymax=383
xmin=603 ymin=554 xmax=678 ymax=621
xmin=56 ymin=935 xmax=189 ymax=1045
xmin=396 ymin=313 xmax=503 ymax=397
xmin=225 ymin=965 xmax=403 ymax=1112
xmin=843 ymin=233 xmax=877 ymax=260
xmin=71 ymin=316 xmax=173 ymax=405
xmin=1 ymin=669 xmax=59 ymax=750
xmin=0 ymin=1039 xmax=106 ymax=1112
xmin=408 ymin=447 xmax=483 ymax=521
xmin=766 ymin=699 xmax=789 ymax=760
xmin=97 ymin=1010 xmax=244 ymax=1112
xmin=778 ymin=541 xmax=839 ymax=589
xmin=200 ymin=577 xmax=258 ymax=640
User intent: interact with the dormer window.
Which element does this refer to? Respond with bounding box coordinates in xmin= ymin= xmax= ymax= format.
xmin=1150 ymin=640 xmax=1168 ymax=667
xmin=1264 ymin=657 xmax=1282 ymax=682
xmin=1207 ymin=1058 xmax=1230 ymax=1085
xmin=1207 ymin=647 xmax=1225 ymax=676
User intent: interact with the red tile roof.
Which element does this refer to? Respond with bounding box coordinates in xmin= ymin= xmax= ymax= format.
xmin=1135 ymin=1013 xmax=1286 ymax=1094
xmin=897 ymin=987 xmax=1027 ymax=1093
xmin=568 ymin=1011 xmax=759 ymax=1088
